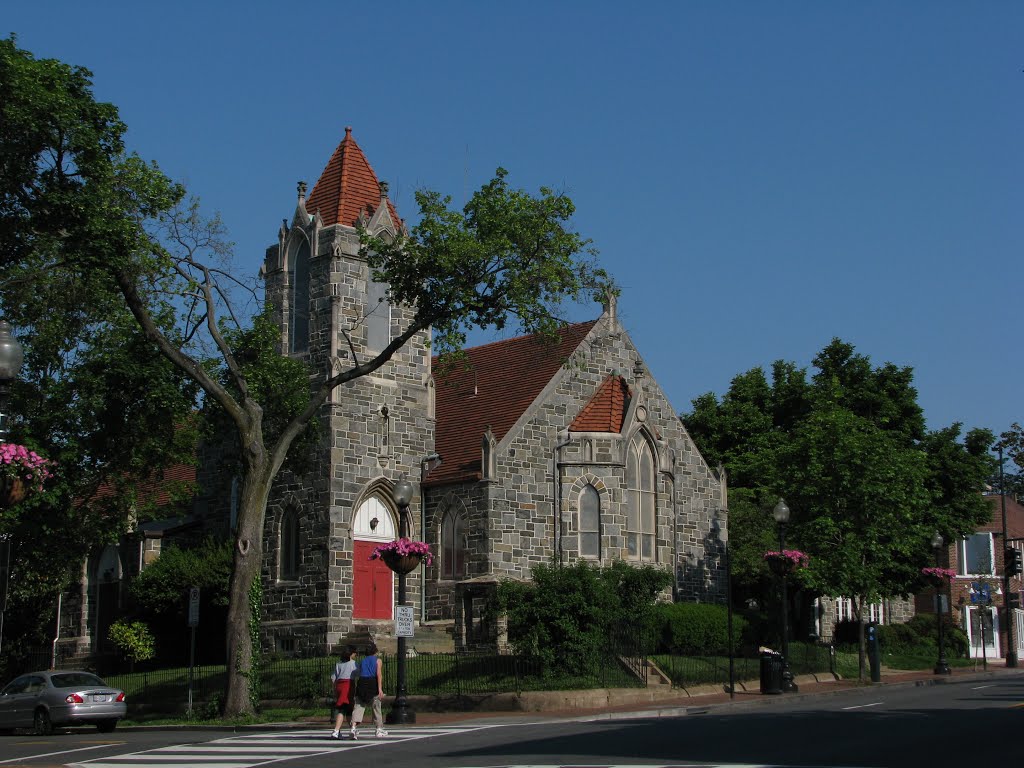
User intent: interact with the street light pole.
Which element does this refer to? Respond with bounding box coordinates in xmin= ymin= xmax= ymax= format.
xmin=0 ymin=319 xmax=25 ymax=658
xmin=0 ymin=320 xmax=25 ymax=444
xmin=773 ymin=498 xmax=796 ymax=693
xmin=932 ymin=532 xmax=951 ymax=675
xmin=388 ymin=478 xmax=415 ymax=724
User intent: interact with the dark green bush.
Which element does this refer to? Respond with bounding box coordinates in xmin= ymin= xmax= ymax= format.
xmin=496 ymin=561 xmax=671 ymax=676
xmin=653 ymin=602 xmax=747 ymax=655
xmin=836 ymin=614 xmax=968 ymax=659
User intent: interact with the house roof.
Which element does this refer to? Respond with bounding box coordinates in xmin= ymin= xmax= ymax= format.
xmin=305 ymin=127 xmax=402 ymax=229
xmin=429 ymin=320 xmax=598 ymax=485
xmin=569 ymin=374 xmax=632 ymax=433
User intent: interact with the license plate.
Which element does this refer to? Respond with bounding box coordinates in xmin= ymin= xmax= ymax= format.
xmin=91 ymin=694 xmax=111 ymax=703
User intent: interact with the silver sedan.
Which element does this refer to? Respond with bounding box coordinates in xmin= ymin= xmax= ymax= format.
xmin=0 ymin=670 xmax=126 ymax=734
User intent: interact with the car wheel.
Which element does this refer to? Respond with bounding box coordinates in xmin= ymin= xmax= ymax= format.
xmin=96 ymin=720 xmax=118 ymax=733
xmin=32 ymin=709 xmax=52 ymax=736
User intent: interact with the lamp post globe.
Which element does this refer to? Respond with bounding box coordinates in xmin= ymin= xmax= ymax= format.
xmin=932 ymin=532 xmax=951 ymax=675
xmin=387 ymin=476 xmax=416 ymax=724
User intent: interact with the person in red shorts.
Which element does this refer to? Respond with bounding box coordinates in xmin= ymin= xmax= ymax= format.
xmin=330 ymin=646 xmax=357 ymax=738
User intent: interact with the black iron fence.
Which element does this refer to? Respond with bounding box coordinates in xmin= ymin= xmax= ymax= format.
xmin=1 ymin=636 xmax=834 ymax=714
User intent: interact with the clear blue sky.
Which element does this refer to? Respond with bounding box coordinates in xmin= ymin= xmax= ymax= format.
xmin=6 ymin=2 xmax=1021 ymax=436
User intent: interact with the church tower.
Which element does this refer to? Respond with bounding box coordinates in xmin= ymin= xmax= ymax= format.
xmin=260 ymin=128 xmax=434 ymax=654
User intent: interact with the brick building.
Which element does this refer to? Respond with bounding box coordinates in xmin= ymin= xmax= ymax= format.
xmin=917 ymin=493 xmax=1024 ymax=660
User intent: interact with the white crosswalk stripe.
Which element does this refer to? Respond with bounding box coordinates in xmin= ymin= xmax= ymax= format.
xmin=69 ymin=726 xmax=492 ymax=768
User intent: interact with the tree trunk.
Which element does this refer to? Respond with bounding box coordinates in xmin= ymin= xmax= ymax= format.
xmin=222 ymin=443 xmax=273 ymax=717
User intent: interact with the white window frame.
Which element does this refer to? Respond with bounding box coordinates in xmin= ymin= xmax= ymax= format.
xmin=958 ymin=532 xmax=995 ymax=577
xmin=578 ymin=484 xmax=601 ymax=559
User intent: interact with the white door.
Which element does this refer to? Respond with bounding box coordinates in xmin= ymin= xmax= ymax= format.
xmin=964 ymin=606 xmax=1000 ymax=659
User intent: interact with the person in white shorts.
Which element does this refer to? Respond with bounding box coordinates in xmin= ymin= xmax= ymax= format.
xmin=350 ymin=643 xmax=387 ymax=738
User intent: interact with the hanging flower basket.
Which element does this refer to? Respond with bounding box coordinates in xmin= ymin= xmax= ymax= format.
xmin=0 ymin=444 xmax=53 ymax=509
xmin=921 ymin=566 xmax=956 ymax=588
xmin=370 ymin=538 xmax=433 ymax=574
xmin=764 ymin=549 xmax=810 ymax=575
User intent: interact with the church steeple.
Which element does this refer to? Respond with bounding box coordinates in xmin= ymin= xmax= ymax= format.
xmin=305 ymin=126 xmax=402 ymax=229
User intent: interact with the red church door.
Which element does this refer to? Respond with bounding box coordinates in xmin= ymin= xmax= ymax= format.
xmin=353 ymin=540 xmax=393 ymax=619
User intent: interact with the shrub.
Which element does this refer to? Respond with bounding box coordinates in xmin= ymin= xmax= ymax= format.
xmin=107 ymin=620 xmax=155 ymax=666
xmin=653 ymin=602 xmax=747 ymax=655
xmin=496 ymin=560 xmax=671 ymax=676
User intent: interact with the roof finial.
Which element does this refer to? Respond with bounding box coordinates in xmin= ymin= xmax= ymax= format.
xmin=344 ymin=125 xmax=353 ymax=139
xmin=297 ymin=180 xmax=307 ymax=202
xmin=379 ymin=180 xmax=389 ymax=201
xmin=601 ymin=287 xmax=617 ymax=325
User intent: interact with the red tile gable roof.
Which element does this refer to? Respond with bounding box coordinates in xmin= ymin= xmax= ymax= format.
xmin=305 ymin=127 xmax=402 ymax=229
xmin=429 ymin=320 xmax=598 ymax=485
xmin=569 ymin=374 xmax=631 ymax=434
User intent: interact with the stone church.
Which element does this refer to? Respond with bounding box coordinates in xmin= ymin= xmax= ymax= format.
xmin=56 ymin=129 xmax=728 ymax=660
xmin=252 ymin=128 xmax=727 ymax=655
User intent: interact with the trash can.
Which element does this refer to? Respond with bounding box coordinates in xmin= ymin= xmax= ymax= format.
xmin=760 ymin=650 xmax=784 ymax=694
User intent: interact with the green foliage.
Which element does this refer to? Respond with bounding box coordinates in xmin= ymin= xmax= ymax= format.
xmin=107 ymin=620 xmax=156 ymax=664
xmin=682 ymin=338 xmax=997 ymax=631
xmin=247 ymin=573 xmax=262 ymax=712
xmin=653 ymin=602 xmax=748 ymax=655
xmin=496 ymin=561 xmax=669 ymax=676
xmin=361 ymin=167 xmax=614 ymax=358
xmin=0 ymin=36 xmax=198 ymax=658
xmin=130 ymin=538 xmax=232 ymax=616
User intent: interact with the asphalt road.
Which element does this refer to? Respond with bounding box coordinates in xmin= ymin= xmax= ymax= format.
xmin=1 ymin=673 xmax=1021 ymax=768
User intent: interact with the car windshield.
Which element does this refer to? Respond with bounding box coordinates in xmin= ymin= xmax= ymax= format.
xmin=50 ymin=673 xmax=107 ymax=688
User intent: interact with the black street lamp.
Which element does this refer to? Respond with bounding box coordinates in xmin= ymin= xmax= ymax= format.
xmin=0 ymin=319 xmax=24 ymax=658
xmin=0 ymin=320 xmax=25 ymax=444
xmin=932 ymin=532 xmax=951 ymax=675
xmin=387 ymin=477 xmax=415 ymax=725
xmin=773 ymin=498 xmax=797 ymax=693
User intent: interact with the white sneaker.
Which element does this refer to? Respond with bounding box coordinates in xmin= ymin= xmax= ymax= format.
xmin=330 ymin=730 xmax=339 ymax=739
xmin=375 ymin=728 xmax=388 ymax=738
xmin=349 ymin=728 xmax=358 ymax=740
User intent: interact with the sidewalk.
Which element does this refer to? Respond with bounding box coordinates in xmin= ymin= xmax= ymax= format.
xmin=397 ymin=660 xmax=1024 ymax=727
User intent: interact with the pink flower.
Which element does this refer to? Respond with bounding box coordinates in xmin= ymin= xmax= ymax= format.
xmin=921 ymin=566 xmax=956 ymax=581
xmin=369 ymin=538 xmax=434 ymax=566
xmin=764 ymin=549 xmax=810 ymax=568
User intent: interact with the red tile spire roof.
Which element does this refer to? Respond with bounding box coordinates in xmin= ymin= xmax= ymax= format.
xmin=429 ymin=320 xmax=598 ymax=485
xmin=569 ymin=374 xmax=632 ymax=433
xmin=305 ymin=126 xmax=402 ymax=229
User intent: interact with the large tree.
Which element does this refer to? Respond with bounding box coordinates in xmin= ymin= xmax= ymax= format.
xmin=0 ymin=38 xmax=199 ymax=661
xmin=1 ymin=39 xmax=613 ymax=714
xmin=683 ymin=339 xmax=995 ymax=679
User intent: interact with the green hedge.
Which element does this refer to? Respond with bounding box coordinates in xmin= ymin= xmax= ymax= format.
xmin=653 ymin=602 xmax=748 ymax=655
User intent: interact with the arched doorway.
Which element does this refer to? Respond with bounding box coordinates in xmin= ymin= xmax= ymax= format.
xmin=91 ymin=545 xmax=121 ymax=653
xmin=351 ymin=496 xmax=396 ymax=620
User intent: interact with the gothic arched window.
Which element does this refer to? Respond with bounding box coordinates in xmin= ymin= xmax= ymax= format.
xmin=579 ymin=484 xmax=601 ymax=559
xmin=366 ymin=277 xmax=391 ymax=351
xmin=626 ymin=436 xmax=656 ymax=561
xmin=441 ymin=508 xmax=465 ymax=580
xmin=280 ymin=508 xmax=300 ymax=580
xmin=290 ymin=238 xmax=311 ymax=353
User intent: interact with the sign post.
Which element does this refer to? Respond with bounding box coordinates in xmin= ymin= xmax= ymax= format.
xmin=187 ymin=586 xmax=200 ymax=714
xmin=395 ymin=604 xmax=414 ymax=638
